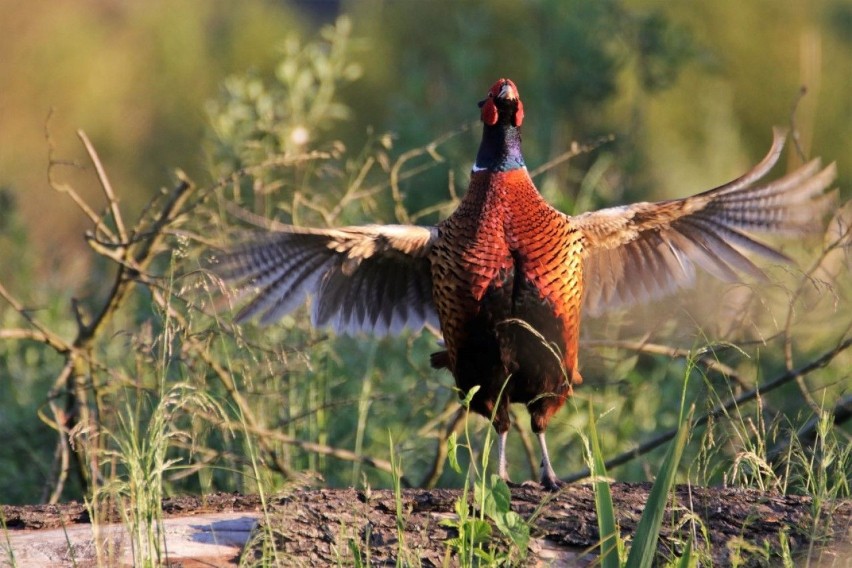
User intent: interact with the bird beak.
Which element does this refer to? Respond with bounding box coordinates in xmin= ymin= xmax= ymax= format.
xmin=497 ymin=81 xmax=518 ymax=101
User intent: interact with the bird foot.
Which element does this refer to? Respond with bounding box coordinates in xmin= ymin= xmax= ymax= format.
xmin=540 ymin=476 xmax=567 ymax=492
xmin=501 ymin=478 xmax=545 ymax=490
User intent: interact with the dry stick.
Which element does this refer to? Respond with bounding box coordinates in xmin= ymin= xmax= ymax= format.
xmin=41 ymin=361 xmax=75 ymax=504
xmin=782 ymin=221 xmax=851 ymax=416
xmin=328 ymin=155 xmax=376 ymax=221
xmin=163 ymin=411 xmax=403 ymax=483
xmin=54 ymin=164 xmax=191 ymax=500
xmin=528 ymin=134 xmax=616 ymax=179
xmin=0 ymin=298 xmax=70 ymax=354
xmin=69 ymin=129 xmax=131 ymax=502
xmin=410 ymin=169 xmax=461 ymax=223
xmin=420 ymin=407 xmax=466 ymax=489
xmin=222 ymin=419 xmax=401 ymax=480
xmin=0 ymin=278 xmax=72 ymax=503
xmin=44 ymin=110 xmax=115 ymax=242
xmin=389 ymin=123 xmax=473 ymax=225
xmin=584 ymin=339 xmax=748 ymax=390
xmin=46 ymin=166 xmax=193 ymax=501
xmin=78 ymin=130 xmax=128 ymax=244
xmin=562 ymin=335 xmax=852 ymax=484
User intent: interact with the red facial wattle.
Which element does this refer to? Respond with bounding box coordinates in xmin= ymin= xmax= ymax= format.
xmin=480 ymin=78 xmax=524 ymax=127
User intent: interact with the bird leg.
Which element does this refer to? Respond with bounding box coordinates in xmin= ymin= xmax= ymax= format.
xmin=537 ymin=431 xmax=565 ymax=490
xmin=497 ymin=429 xmax=510 ymax=482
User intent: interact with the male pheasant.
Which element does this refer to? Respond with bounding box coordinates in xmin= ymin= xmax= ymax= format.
xmin=214 ymin=78 xmax=836 ymax=489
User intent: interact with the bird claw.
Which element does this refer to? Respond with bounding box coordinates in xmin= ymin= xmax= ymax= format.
xmin=540 ymin=476 xmax=567 ymax=492
xmin=506 ymin=478 xmax=564 ymax=491
xmin=502 ymin=478 xmax=543 ymax=490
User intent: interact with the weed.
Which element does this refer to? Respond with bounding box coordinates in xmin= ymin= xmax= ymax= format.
xmin=441 ymin=385 xmax=530 ymax=566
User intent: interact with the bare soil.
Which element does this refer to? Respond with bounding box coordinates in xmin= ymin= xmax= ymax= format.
xmin=2 ymin=483 xmax=850 ymax=566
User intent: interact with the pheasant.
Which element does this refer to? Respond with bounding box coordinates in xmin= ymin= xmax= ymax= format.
xmin=214 ymin=78 xmax=836 ymax=490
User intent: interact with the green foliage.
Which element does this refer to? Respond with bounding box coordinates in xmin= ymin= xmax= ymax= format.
xmin=442 ymin=393 xmax=531 ymax=566
xmin=206 ymin=16 xmax=363 ymax=184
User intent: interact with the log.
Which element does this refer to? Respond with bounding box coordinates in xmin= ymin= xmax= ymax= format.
xmin=2 ymin=484 xmax=850 ymax=566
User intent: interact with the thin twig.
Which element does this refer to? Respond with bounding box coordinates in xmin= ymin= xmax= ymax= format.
xmin=77 ymin=130 xmax=128 ymax=243
xmin=43 ymin=109 xmax=115 ymax=241
xmin=420 ymin=407 xmax=465 ymax=489
xmin=563 ymin=335 xmax=852 ymax=483
xmin=0 ymin=282 xmax=70 ymax=354
xmin=389 ymin=122 xmax=473 ymax=224
xmin=584 ymin=338 xmax=748 ymax=390
xmin=782 ymin=217 xmax=851 ymax=416
xmin=529 ymin=134 xmax=615 ymax=178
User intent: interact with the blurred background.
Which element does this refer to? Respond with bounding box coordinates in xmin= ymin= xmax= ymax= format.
xmin=2 ymin=0 xmax=850 ymax=285
xmin=0 ymin=0 xmax=849 ymax=505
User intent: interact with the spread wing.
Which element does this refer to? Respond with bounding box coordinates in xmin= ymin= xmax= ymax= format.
xmin=213 ymin=224 xmax=439 ymax=335
xmin=574 ymin=128 xmax=837 ymax=316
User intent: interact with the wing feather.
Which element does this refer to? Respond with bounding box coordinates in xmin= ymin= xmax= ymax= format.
xmin=576 ymin=129 xmax=837 ymax=316
xmin=213 ymin=224 xmax=439 ymax=335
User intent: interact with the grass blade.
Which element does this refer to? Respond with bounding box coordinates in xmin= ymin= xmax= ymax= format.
xmin=588 ymin=402 xmax=620 ymax=568
xmin=625 ymin=405 xmax=694 ymax=568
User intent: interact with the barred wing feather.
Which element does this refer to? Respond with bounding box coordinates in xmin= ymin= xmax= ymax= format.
xmin=214 ymin=224 xmax=440 ymax=335
xmin=576 ymin=129 xmax=837 ymax=316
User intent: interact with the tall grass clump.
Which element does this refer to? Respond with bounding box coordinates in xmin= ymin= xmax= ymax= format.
xmin=90 ymin=384 xmax=229 ymax=566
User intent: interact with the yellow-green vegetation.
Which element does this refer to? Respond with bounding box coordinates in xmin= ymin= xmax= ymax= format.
xmin=0 ymin=2 xmax=850 ymax=566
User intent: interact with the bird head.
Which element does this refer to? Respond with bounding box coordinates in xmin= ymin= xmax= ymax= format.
xmin=478 ymin=78 xmax=524 ymax=127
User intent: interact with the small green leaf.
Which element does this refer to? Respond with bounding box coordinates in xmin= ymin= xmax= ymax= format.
xmin=454 ymin=496 xmax=468 ymax=519
xmin=495 ymin=510 xmax=530 ymax=554
xmin=460 ymin=385 xmax=481 ymax=408
xmin=447 ymin=431 xmax=462 ymax=474
xmin=468 ymin=519 xmax=492 ymax=545
xmin=488 ymin=475 xmax=512 ymax=513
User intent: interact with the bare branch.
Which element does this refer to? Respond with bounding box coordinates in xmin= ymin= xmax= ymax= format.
xmin=584 ymin=338 xmax=748 ymax=389
xmin=0 ymin=282 xmax=70 ymax=354
xmin=782 ymin=209 xmax=850 ymax=415
xmin=77 ymin=129 xmax=128 ymax=243
xmin=44 ymin=109 xmax=114 ymax=241
xmin=564 ymin=335 xmax=852 ymax=483
xmin=389 ymin=122 xmax=473 ymax=224
xmin=420 ymin=407 xmax=465 ymax=488
xmin=529 ymin=134 xmax=615 ymax=178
